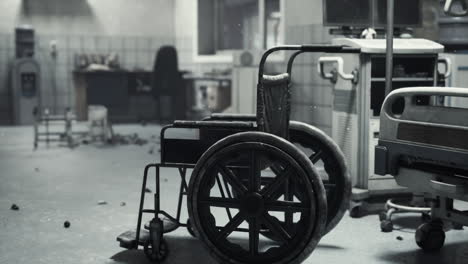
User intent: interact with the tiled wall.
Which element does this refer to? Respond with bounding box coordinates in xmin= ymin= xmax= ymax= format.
xmin=175 ymin=36 xmax=232 ymax=75
xmin=0 ymin=33 xmax=175 ymax=124
xmin=173 ymin=0 xmax=334 ymax=134
xmin=0 ymin=0 xmax=176 ymax=124
xmin=286 ymin=24 xmax=334 ymax=135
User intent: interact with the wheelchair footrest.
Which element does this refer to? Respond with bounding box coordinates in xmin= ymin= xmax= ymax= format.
xmin=144 ymin=216 xmax=179 ymax=233
xmin=116 ymin=229 xmax=150 ymax=249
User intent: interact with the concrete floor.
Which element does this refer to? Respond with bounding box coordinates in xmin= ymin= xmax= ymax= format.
xmin=0 ymin=124 xmax=467 ymax=264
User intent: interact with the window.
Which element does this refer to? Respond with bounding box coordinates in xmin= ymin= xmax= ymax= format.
xmin=196 ymin=0 xmax=283 ymax=59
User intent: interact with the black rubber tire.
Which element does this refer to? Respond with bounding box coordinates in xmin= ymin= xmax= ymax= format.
xmin=187 ymin=132 xmax=327 ymax=264
xmin=186 ymin=219 xmax=197 ymax=238
xmin=289 ymin=121 xmax=351 ymax=235
xmin=203 ymin=117 xmax=350 ymax=237
xmin=415 ymin=222 xmax=445 ymax=252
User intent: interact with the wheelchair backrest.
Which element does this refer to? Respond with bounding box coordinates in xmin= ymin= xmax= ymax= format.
xmin=256 ymin=73 xmax=291 ymax=140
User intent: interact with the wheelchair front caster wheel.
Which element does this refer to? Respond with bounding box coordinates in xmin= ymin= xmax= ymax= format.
xmin=380 ymin=220 xmax=393 ymax=232
xmin=144 ymin=239 xmax=168 ymax=262
xmin=421 ymin=213 xmax=431 ymax=222
xmin=415 ymin=222 xmax=445 ymax=252
xmin=186 ymin=219 xmax=196 ymax=238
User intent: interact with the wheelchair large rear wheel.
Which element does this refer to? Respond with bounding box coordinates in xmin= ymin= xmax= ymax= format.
xmin=260 ymin=121 xmax=350 ymax=240
xmin=188 ymin=132 xmax=327 ymax=264
xmin=289 ymin=121 xmax=350 ymax=235
xmin=201 ymin=116 xmax=350 ymax=236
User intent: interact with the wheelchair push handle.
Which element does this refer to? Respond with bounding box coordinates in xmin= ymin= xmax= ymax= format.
xmin=258 ymin=44 xmax=357 ymax=81
xmin=444 ymin=0 xmax=468 ymax=17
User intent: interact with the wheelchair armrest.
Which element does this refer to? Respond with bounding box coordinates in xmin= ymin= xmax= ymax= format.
xmin=172 ymin=120 xmax=255 ymax=129
xmin=205 ymin=113 xmax=256 ymax=122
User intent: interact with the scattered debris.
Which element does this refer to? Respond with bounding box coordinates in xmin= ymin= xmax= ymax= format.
xmin=120 ymin=202 xmax=126 ymax=207
xmin=64 ymin=221 xmax=71 ymax=228
xmin=97 ymin=200 xmax=107 ymax=205
xmin=108 ymin=133 xmax=148 ymax=146
xmin=10 ymin=204 xmax=19 ymax=211
xmin=396 ymin=236 xmax=403 ymax=241
xmin=145 ymin=187 xmax=152 ymax=193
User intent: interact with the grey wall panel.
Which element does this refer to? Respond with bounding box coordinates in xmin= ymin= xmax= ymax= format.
xmin=291 ymin=84 xmax=333 ymax=105
xmin=0 ymin=0 xmax=175 ymax=37
xmin=0 ymin=94 xmax=12 ymax=124
xmin=0 ymin=65 xmax=8 ymax=95
xmin=291 ymin=104 xmax=332 ymax=126
xmin=110 ymin=36 xmax=124 ymax=50
xmin=95 ymin=36 xmax=110 ymax=52
xmin=68 ymin=35 xmax=83 ymax=50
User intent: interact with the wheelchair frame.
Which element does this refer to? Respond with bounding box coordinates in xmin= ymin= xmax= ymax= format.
xmin=117 ymin=44 xmax=356 ymax=263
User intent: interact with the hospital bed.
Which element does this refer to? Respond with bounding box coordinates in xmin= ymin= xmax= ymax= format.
xmin=375 ymin=86 xmax=468 ymax=251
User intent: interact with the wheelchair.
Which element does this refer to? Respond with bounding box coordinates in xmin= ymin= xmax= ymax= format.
xmin=117 ymin=45 xmax=353 ymax=263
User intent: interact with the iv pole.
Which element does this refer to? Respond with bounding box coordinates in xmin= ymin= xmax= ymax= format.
xmin=385 ymin=0 xmax=394 ymax=96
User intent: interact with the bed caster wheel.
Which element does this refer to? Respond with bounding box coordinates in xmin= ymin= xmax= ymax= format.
xmin=452 ymin=222 xmax=463 ymax=230
xmin=415 ymin=222 xmax=445 ymax=252
xmin=379 ymin=211 xmax=387 ymax=221
xmin=144 ymin=239 xmax=168 ymax=263
xmin=349 ymin=205 xmax=362 ymax=218
xmin=186 ymin=219 xmax=196 ymax=238
xmin=421 ymin=213 xmax=431 ymax=222
xmin=380 ymin=220 xmax=393 ymax=232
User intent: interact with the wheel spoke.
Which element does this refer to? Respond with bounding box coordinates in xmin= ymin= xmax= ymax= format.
xmin=216 ymin=212 xmax=246 ymax=241
xmin=265 ymin=200 xmax=310 ymax=213
xmin=249 ymin=217 xmax=260 ymax=255
xmin=217 ymin=166 xmax=248 ymax=195
xmin=261 ymin=213 xmax=292 ymax=242
xmin=323 ymin=182 xmax=336 ymax=190
xmin=199 ymin=197 xmax=241 ymax=209
xmin=249 ymin=150 xmax=261 ymax=192
xmin=215 ymin=173 xmax=233 ymax=220
xmin=309 ymin=150 xmax=323 ymax=164
xmin=260 ymin=166 xmax=293 ymax=198
xmin=285 ymin=179 xmax=294 ymax=229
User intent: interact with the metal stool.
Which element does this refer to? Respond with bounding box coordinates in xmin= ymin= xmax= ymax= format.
xmin=34 ymin=107 xmax=76 ymax=149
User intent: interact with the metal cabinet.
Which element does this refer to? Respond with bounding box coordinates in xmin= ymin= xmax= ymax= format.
xmin=320 ymin=38 xmax=445 ymax=214
xmin=11 ymin=58 xmax=41 ymax=125
xmin=440 ymin=53 xmax=468 ymax=107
